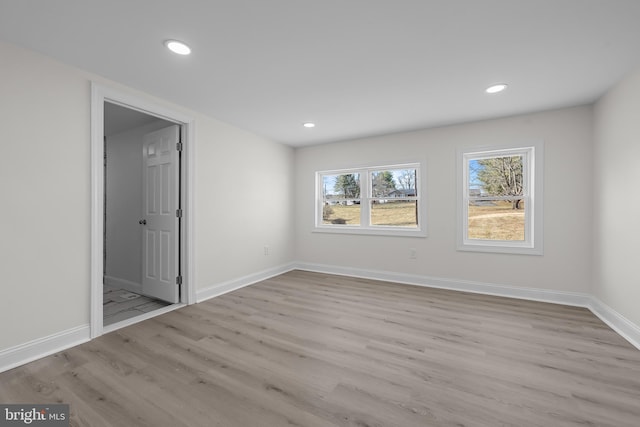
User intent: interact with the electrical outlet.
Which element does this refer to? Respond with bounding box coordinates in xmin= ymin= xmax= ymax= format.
xmin=409 ymin=248 xmax=417 ymax=259
xmin=264 ymin=246 xmax=269 ymax=256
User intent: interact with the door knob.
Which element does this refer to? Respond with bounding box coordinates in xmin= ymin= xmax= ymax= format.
xmin=139 ymin=219 xmax=147 ymax=225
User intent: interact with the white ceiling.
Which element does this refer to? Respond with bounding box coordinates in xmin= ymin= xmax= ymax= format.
xmin=104 ymin=102 xmax=169 ymax=136
xmin=2 ymin=1 xmax=640 ymax=147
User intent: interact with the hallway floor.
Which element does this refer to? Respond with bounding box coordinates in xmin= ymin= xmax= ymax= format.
xmin=103 ymin=285 xmax=170 ymax=325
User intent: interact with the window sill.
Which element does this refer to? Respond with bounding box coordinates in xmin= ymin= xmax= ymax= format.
xmin=313 ymin=226 xmax=427 ymax=238
xmin=457 ymin=241 xmax=543 ymax=255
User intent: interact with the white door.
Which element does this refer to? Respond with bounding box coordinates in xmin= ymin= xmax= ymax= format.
xmin=141 ymin=125 xmax=180 ymax=303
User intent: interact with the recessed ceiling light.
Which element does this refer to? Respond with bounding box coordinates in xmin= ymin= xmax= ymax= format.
xmin=164 ymin=40 xmax=191 ymax=55
xmin=486 ymin=83 xmax=508 ymax=94
xmin=303 ymin=122 xmax=316 ymax=128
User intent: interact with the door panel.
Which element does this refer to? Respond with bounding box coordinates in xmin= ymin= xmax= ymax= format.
xmin=141 ymin=125 xmax=180 ymax=303
xmin=145 ymin=230 xmax=156 ymax=279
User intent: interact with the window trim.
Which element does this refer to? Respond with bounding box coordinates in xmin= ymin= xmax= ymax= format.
xmin=456 ymin=141 xmax=543 ymax=255
xmin=315 ymin=162 xmax=427 ymax=237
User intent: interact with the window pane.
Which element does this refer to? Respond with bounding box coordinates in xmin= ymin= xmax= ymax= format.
xmin=322 ymin=173 xmax=361 ymax=201
xmin=322 ymin=202 xmax=361 ymax=225
xmin=321 ymin=172 xmax=361 ymax=225
xmin=372 ymin=169 xmax=416 ymax=198
xmin=317 ymin=164 xmax=422 ymax=234
xmin=469 ymin=156 xmax=523 ymax=197
xmin=467 ymin=200 xmax=525 ymax=241
xmin=371 ymin=200 xmax=418 ymax=227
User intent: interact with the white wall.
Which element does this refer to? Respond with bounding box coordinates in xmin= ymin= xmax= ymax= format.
xmin=195 ymin=118 xmax=295 ymax=288
xmin=2 ymin=34 xmax=637 ymax=362
xmin=295 ymin=106 xmax=594 ymax=294
xmin=0 ymin=41 xmax=92 ymax=351
xmin=0 ymin=40 xmax=295 ymax=352
xmin=105 ymin=120 xmax=172 ymax=290
xmin=593 ymin=66 xmax=640 ymax=328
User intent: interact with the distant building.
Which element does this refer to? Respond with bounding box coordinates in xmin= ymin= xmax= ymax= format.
xmin=389 ymin=188 xmax=416 ymax=198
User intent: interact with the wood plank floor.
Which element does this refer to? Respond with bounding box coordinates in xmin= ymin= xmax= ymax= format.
xmin=2 ymin=270 xmax=640 ymax=426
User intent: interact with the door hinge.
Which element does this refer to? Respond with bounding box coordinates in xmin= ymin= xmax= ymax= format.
xmin=176 ymin=276 xmax=183 ymax=286
xmin=176 ymin=208 xmax=183 ymax=218
xmin=176 ymin=142 xmax=183 ymax=151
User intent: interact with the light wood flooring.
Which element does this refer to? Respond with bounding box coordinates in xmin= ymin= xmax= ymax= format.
xmin=2 ymin=270 xmax=640 ymax=426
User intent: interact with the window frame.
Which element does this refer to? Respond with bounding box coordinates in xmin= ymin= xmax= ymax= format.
xmin=315 ymin=162 xmax=426 ymax=237
xmin=457 ymin=142 xmax=543 ymax=255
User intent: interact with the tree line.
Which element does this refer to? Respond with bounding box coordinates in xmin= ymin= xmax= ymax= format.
xmin=331 ymin=169 xmax=416 ymax=199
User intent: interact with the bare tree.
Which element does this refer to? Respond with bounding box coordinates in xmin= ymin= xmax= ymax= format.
xmin=476 ymin=156 xmax=523 ymax=209
xmin=397 ymin=169 xmax=416 ymax=190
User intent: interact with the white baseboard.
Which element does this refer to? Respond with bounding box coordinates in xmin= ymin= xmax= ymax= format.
xmin=196 ymin=262 xmax=296 ymax=303
xmin=4 ymin=262 xmax=638 ymax=374
xmin=588 ymin=298 xmax=640 ymax=350
xmin=104 ymin=275 xmax=142 ymax=294
xmin=0 ymin=264 xmax=296 ymax=374
xmin=0 ymin=325 xmax=91 ymax=374
xmin=294 ymin=262 xmax=640 ymax=350
xmin=294 ymin=262 xmax=591 ymax=307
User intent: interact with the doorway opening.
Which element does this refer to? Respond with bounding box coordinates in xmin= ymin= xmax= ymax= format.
xmin=104 ymin=103 xmax=177 ymax=326
xmin=91 ymin=83 xmax=195 ymax=338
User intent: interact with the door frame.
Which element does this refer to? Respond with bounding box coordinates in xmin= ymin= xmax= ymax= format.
xmin=90 ymin=82 xmax=196 ymax=338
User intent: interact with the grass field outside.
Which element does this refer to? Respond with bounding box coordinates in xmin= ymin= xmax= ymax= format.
xmin=322 ymin=200 xmax=524 ymax=239
xmin=468 ymin=201 xmax=525 ymax=240
xmin=323 ymin=201 xmax=418 ymax=227
xmin=323 ymin=204 xmax=361 ymax=225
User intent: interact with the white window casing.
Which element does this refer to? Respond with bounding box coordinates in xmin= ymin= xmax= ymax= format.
xmin=457 ymin=141 xmax=544 ymax=255
xmin=315 ymin=162 xmax=426 ymax=238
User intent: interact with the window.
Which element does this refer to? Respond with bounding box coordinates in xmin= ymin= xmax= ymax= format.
xmin=316 ymin=163 xmax=425 ymax=237
xmin=457 ymin=142 xmax=543 ymax=254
